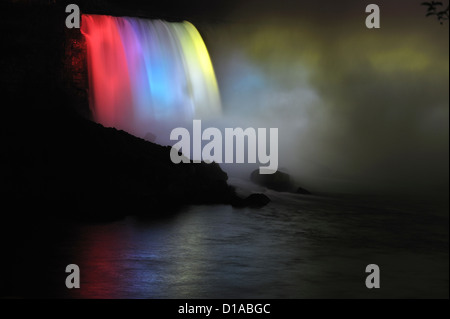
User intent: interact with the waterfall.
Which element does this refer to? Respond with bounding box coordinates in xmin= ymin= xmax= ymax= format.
xmin=81 ymin=14 xmax=221 ymax=139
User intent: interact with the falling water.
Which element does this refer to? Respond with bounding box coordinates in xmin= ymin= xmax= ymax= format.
xmin=81 ymin=14 xmax=221 ymax=138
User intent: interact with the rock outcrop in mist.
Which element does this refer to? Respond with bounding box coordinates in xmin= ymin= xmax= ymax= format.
xmin=250 ymin=169 xmax=311 ymax=195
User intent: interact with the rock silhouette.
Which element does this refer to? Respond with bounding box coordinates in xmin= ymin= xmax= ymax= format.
xmin=250 ymin=169 xmax=311 ymax=195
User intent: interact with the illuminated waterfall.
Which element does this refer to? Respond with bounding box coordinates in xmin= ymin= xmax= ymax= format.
xmin=81 ymin=14 xmax=221 ymax=138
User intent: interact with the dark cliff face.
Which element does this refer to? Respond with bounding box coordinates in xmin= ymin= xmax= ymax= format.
xmin=3 ymin=86 xmax=238 ymax=220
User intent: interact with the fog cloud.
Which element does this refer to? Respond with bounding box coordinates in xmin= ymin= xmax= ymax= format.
xmin=203 ymin=2 xmax=449 ymax=196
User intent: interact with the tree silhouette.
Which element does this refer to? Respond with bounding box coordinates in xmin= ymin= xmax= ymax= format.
xmin=422 ymin=1 xmax=449 ymax=24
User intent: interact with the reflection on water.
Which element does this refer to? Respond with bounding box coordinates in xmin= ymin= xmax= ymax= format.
xmin=60 ymin=190 xmax=448 ymax=299
xmin=1 ymin=187 xmax=448 ymax=298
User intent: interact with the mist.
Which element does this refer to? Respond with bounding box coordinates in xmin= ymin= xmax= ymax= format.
xmin=198 ymin=6 xmax=449 ymax=197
